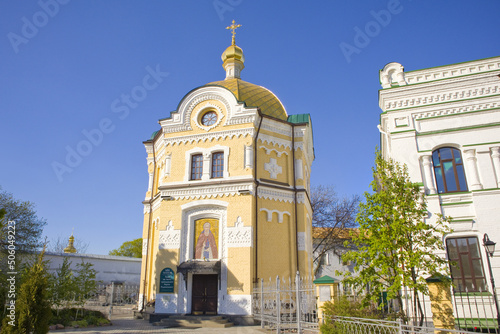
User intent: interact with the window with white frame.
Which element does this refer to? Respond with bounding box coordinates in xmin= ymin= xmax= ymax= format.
xmin=186 ymin=146 xmax=229 ymax=181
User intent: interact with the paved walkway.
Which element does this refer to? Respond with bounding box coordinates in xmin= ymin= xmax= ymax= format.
xmin=51 ymin=316 xmax=268 ymax=334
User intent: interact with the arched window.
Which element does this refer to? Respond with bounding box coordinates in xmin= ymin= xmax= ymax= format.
xmin=432 ymin=147 xmax=468 ymax=193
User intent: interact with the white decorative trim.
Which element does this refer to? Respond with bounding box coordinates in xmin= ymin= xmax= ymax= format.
xmin=258 ymin=134 xmax=291 ymax=149
xmin=161 ymin=183 xmax=254 ymax=200
xmin=145 ymin=143 xmax=154 ymax=154
xmin=226 ymin=217 xmax=252 ymax=247
xmin=179 ymin=202 xmax=228 ymax=314
xmin=439 ymin=193 xmax=473 ymax=205
xmin=159 ymin=221 xmax=181 ymax=249
xmin=181 ymin=199 xmax=229 ymax=210
xmin=297 ymin=232 xmax=305 ymax=251
xmin=380 ymin=62 xmax=406 ymax=89
xmin=143 ymin=203 xmax=151 ymax=214
xmin=260 ymin=208 xmax=291 ymax=223
xmin=193 ymin=102 xmax=225 ymax=131
xmin=384 ymin=84 xmax=500 ymax=110
xmin=259 ymin=146 xmax=289 ymax=157
xmin=414 ymin=100 xmax=500 ymax=120
xmin=142 ymin=239 xmax=148 ymax=256
xmin=404 ymin=58 xmax=500 ymax=85
xmin=258 ymin=187 xmax=295 ymax=203
xmin=261 ymin=118 xmax=292 ymax=137
xmin=264 ymin=158 xmax=283 ymax=179
xmin=152 ymin=197 xmax=162 ymax=212
xmin=155 ymin=293 xmax=179 ymax=313
xmin=220 ymin=295 xmax=252 ymax=315
xmin=164 ymin=128 xmax=253 ymax=147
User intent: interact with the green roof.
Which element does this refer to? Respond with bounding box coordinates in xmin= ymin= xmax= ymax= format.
xmin=287 ymin=114 xmax=310 ymax=124
xmin=150 ymin=130 xmax=160 ymax=140
xmin=425 ymin=274 xmax=451 ymax=283
xmin=313 ymin=275 xmax=337 ymax=284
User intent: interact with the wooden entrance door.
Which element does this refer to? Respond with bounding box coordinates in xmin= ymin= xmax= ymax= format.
xmin=191 ymin=274 xmax=218 ymax=315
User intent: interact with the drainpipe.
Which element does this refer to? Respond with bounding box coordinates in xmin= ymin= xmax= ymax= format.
xmin=292 ymin=124 xmax=299 ymax=274
xmin=141 ymin=139 xmax=156 ymax=312
xmin=254 ymin=110 xmax=263 ymax=283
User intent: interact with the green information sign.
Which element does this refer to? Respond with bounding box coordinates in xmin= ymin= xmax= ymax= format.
xmin=159 ymin=268 xmax=175 ymax=293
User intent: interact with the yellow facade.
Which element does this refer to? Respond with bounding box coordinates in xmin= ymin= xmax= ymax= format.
xmin=139 ymin=35 xmax=314 ymax=316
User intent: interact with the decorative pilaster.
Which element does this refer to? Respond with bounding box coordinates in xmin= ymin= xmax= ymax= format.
xmin=147 ymin=173 xmax=153 ymax=191
xmin=202 ymin=153 xmax=211 ymax=181
xmin=164 ymin=153 xmax=171 ymax=177
xmin=491 ymin=147 xmax=500 ymax=188
xmin=463 ymin=149 xmax=483 ymax=190
xmin=244 ymin=145 xmax=253 ymax=169
xmin=421 ymin=155 xmax=437 ymax=194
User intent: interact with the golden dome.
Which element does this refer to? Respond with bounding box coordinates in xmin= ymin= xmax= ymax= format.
xmin=206 ymin=78 xmax=288 ymax=120
xmin=63 ymin=234 xmax=77 ymax=253
xmin=221 ymin=44 xmax=245 ymax=64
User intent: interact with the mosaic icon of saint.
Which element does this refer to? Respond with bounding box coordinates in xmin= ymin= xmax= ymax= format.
xmin=195 ymin=222 xmax=218 ymax=259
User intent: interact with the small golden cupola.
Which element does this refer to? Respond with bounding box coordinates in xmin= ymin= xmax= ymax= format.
xmin=221 ymin=20 xmax=245 ymax=79
xmin=63 ymin=233 xmax=77 ymax=253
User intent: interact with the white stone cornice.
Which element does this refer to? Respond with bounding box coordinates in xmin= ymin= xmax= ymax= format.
xmin=261 ymin=118 xmax=292 ymax=137
xmin=163 ymin=128 xmax=254 ymax=147
xmin=383 ymin=83 xmax=500 ymax=111
xmin=257 ymin=187 xmax=295 ymax=203
xmin=145 ymin=143 xmax=154 ymax=154
xmin=404 ymin=57 xmax=500 ymax=85
xmin=161 ymin=183 xmax=254 ymax=200
xmin=259 ymin=146 xmax=289 ymax=157
xmin=258 ymin=134 xmax=291 ymax=149
xmin=413 ymin=98 xmax=500 ymax=120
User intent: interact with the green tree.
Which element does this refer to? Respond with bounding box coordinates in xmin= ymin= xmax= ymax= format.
xmin=0 ymin=188 xmax=47 ymax=252
xmin=1 ymin=249 xmax=52 ymax=333
xmin=49 ymin=257 xmax=76 ymax=314
xmin=74 ymin=261 xmax=98 ymax=318
xmin=0 ymin=188 xmax=47 ymax=322
xmin=109 ymin=238 xmax=142 ymax=258
xmin=342 ymin=151 xmax=452 ymax=324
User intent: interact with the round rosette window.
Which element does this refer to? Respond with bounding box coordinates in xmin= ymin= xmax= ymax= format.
xmin=201 ymin=110 xmax=218 ymax=126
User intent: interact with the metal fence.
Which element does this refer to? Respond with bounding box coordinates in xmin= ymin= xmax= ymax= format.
xmin=86 ymin=283 xmax=140 ymax=317
xmin=337 ymin=284 xmax=500 ymax=333
xmin=326 ymin=316 xmax=485 ymax=334
xmin=51 ymin=283 xmax=140 ymax=318
xmin=252 ymin=273 xmax=319 ymax=333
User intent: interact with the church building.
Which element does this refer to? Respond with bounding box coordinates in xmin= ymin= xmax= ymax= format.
xmin=139 ymin=22 xmax=315 ymax=317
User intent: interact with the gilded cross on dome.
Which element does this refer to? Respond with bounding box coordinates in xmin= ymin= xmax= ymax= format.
xmin=226 ymin=20 xmax=242 ymax=45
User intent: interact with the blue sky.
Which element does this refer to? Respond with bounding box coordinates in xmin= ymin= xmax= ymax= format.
xmin=1 ymin=1 xmax=499 ymax=254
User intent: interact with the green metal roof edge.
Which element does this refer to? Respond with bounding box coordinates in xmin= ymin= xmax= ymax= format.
xmin=313 ymin=275 xmax=336 ymax=284
xmin=150 ymin=130 xmax=160 ymax=140
xmin=425 ymin=273 xmax=451 ymax=283
xmin=288 ymin=113 xmax=310 ymax=124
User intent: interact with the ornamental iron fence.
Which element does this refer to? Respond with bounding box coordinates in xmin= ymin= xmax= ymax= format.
xmin=252 ymin=272 xmax=319 ymax=333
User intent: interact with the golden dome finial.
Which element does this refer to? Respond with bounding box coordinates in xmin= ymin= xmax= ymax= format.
xmin=63 ymin=231 xmax=77 ymax=253
xmin=226 ymin=20 xmax=241 ymax=46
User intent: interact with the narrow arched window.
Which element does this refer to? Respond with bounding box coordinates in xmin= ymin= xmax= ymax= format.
xmin=432 ymin=147 xmax=467 ymax=193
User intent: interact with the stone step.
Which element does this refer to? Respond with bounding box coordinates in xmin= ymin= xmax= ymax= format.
xmin=153 ymin=316 xmax=234 ymax=328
